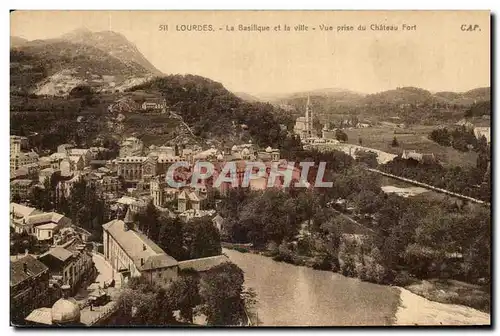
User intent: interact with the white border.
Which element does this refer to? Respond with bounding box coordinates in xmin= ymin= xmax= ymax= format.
xmin=2 ymin=2 xmax=498 ymax=336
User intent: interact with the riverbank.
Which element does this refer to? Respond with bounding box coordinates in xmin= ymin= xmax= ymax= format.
xmin=395 ymin=287 xmax=490 ymax=326
xmin=222 ymin=244 xmax=491 ymax=321
xmin=223 ymin=248 xmax=401 ymax=326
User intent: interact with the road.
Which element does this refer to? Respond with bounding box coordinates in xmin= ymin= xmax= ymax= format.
xmin=92 ymin=253 xmax=123 ymax=288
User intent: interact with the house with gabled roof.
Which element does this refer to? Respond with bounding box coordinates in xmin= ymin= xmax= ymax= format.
xmin=10 ymin=203 xmax=71 ymax=241
xmin=102 ymin=208 xmax=179 ymax=288
xmin=10 ymin=255 xmax=50 ymax=324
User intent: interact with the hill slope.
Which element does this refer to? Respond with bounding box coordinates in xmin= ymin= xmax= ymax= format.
xmin=10 ymin=36 xmax=28 ymax=48
xmin=126 ymin=75 xmax=290 ymax=147
xmin=60 ymin=28 xmax=162 ymax=75
xmin=10 ymin=29 xmax=159 ymax=95
xmin=273 ymin=86 xmax=491 ymax=125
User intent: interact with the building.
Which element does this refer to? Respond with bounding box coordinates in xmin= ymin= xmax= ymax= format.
xmin=116 ymin=156 xmax=148 ymax=181
xmin=10 ymin=202 xmax=41 ymax=219
xmin=293 ymin=96 xmax=315 ymax=139
xmin=177 ymin=189 xmax=207 ymax=213
xmin=10 ymin=255 xmax=50 ymax=325
xmin=67 ymin=148 xmax=93 ymax=166
xmin=115 ymin=196 xmax=148 ymax=213
xmin=456 ymin=119 xmax=475 ymax=130
xmin=402 ymin=150 xmax=437 ymax=164
xmin=257 ymin=146 xmax=280 ymax=161
xmin=102 ymin=208 xmax=179 ymax=287
xmin=10 ymin=205 xmax=71 ymax=241
xmin=98 ymin=175 xmax=122 ymax=195
xmin=10 ymin=135 xmax=29 ymax=156
xmin=57 ymin=173 xmax=83 ymax=199
xmin=49 ymin=152 xmax=68 ymax=167
xmin=179 ymin=209 xmax=216 ymax=222
xmin=25 ymin=285 xmax=83 ymax=326
xmin=39 ymin=168 xmax=60 ymax=185
xmin=11 ymin=151 xmax=39 ymax=173
xmin=117 ymin=154 xmax=181 ymax=183
xmin=57 ymin=144 xmax=75 ymax=154
xmin=150 ymin=176 xmax=166 ymax=207
xmin=60 ymin=155 xmax=84 ymax=175
xmin=11 ymin=179 xmax=36 ymax=201
xmin=212 ymin=214 xmax=225 ymax=233
xmin=119 ymin=137 xmax=144 ymax=157
xmin=141 ymin=98 xmax=167 ymax=111
xmin=38 ymin=243 xmax=93 ymax=294
xmin=474 ymin=127 xmax=491 ymax=144
xmin=177 ymin=255 xmax=230 ymax=273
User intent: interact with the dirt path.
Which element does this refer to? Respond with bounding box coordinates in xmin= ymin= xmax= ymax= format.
xmin=395 ymin=287 xmax=490 ymax=326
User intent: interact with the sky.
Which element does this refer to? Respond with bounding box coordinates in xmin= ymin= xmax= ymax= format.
xmin=10 ymin=10 xmax=491 ymax=95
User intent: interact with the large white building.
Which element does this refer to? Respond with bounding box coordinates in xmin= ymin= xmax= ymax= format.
xmin=102 ymin=208 xmax=179 ymax=287
xmin=119 ymin=137 xmax=144 ymax=158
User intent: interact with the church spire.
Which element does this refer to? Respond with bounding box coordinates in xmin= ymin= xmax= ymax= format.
xmin=305 ymin=95 xmax=313 ymax=137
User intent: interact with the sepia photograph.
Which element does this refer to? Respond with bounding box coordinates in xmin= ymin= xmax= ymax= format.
xmin=9 ymin=10 xmax=491 ymax=327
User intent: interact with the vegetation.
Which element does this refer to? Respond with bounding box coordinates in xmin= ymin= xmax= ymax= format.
xmin=112 ymin=262 xmax=248 ymax=326
xmin=218 ymin=155 xmax=491 ymax=305
xmin=127 ymin=75 xmax=292 ymax=147
xmin=380 ymin=156 xmax=490 ymax=202
xmin=335 ymin=129 xmax=348 ymax=142
xmin=429 ymin=125 xmax=486 ymax=153
xmin=134 ymin=201 xmax=221 ymax=261
xmin=391 ymin=136 xmax=399 ymax=147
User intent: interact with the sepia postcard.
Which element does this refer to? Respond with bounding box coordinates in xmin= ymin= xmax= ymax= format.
xmin=9 ymin=10 xmax=491 ymax=327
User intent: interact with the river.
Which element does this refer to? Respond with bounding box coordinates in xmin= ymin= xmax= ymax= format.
xmin=224 ymin=248 xmax=491 ymax=326
xmin=223 ymin=248 xmax=400 ymax=326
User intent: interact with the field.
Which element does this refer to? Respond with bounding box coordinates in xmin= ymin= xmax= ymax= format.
xmin=344 ymin=125 xmax=478 ymax=168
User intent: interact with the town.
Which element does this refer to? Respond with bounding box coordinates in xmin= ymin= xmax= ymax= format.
xmin=9 ymin=10 xmax=491 ymax=328
xmin=10 ymin=91 xmax=491 ymax=326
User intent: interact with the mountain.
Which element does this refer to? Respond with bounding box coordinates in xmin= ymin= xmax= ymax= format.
xmin=363 ymin=87 xmax=435 ymax=105
xmin=234 ymin=92 xmax=261 ymax=102
xmin=258 ymin=88 xmax=364 ymax=103
xmin=10 ymin=28 xmax=160 ymax=95
xmin=60 ymin=28 xmax=162 ymax=75
xmin=462 ymin=87 xmax=490 ymax=101
xmin=273 ymin=86 xmax=491 ymax=125
xmin=10 ymin=36 xmax=28 ymax=48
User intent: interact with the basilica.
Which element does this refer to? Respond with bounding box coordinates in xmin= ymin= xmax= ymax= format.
xmin=293 ymin=96 xmax=316 ymax=139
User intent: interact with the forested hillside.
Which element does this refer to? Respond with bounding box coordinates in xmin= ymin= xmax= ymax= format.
xmin=127 ymin=75 xmax=292 ymax=147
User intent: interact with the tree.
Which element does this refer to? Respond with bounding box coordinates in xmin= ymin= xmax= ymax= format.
xmin=335 ymin=129 xmax=348 ymax=142
xmin=199 ymin=262 xmax=245 ymax=325
xmin=355 ymin=150 xmax=378 ymax=168
xmin=135 ymin=201 xmax=160 ymax=240
xmin=158 ymin=216 xmax=185 ymax=261
xmin=11 ymin=193 xmax=21 ymax=203
xmin=183 ymin=216 xmax=222 ymax=259
xmin=113 ymin=277 xmax=177 ymax=326
xmin=391 ymin=136 xmax=399 ymax=147
xmin=169 ymin=272 xmax=201 ymax=323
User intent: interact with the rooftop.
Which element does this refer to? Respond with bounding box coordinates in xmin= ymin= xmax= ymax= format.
xmin=178 ymin=255 xmax=230 ymax=272
xmin=10 ymin=202 xmax=41 ymax=219
xmin=11 ymin=179 xmax=34 ymax=186
xmin=102 ymin=219 xmax=178 ymax=271
xmin=40 ymin=247 xmax=74 ymax=263
xmin=10 ymin=255 xmax=49 ymax=287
